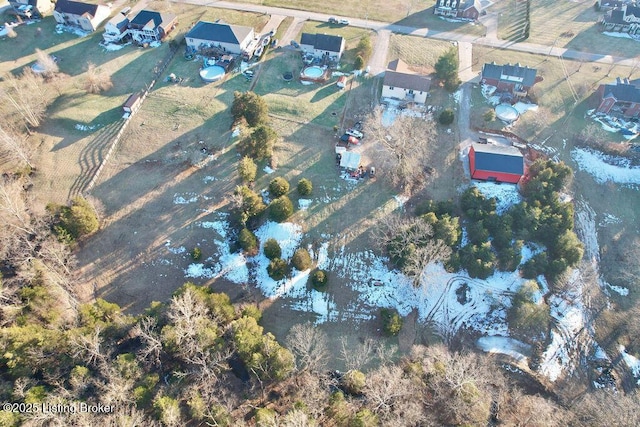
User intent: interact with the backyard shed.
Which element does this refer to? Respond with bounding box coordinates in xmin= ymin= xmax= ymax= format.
xmin=123 ymin=92 xmax=143 ymax=114
xmin=469 ymin=143 xmax=524 ymax=184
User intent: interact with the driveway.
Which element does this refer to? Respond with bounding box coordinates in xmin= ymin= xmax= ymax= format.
xmin=368 ymin=29 xmax=391 ymax=76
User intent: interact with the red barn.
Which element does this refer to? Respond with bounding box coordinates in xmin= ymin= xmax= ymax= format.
xmin=469 ymin=143 xmax=524 ymax=184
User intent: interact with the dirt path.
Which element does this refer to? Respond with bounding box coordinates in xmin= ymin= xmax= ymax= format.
xmin=457 ymin=41 xmax=477 ymax=83
xmin=368 ymin=29 xmax=390 ymax=75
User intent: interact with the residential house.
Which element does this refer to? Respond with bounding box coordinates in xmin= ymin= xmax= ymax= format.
xmin=381 ymin=59 xmax=431 ymax=104
xmin=128 ymin=9 xmax=177 ymax=43
xmin=103 ymin=9 xmax=130 ymax=43
xmin=469 ymin=143 xmax=524 ymax=184
xmin=53 ymin=0 xmax=110 ymax=32
xmin=185 ymin=21 xmax=255 ymax=55
xmin=601 ymin=4 xmax=640 ymax=34
xmin=481 ymin=62 xmax=538 ymax=98
xmin=434 ymin=0 xmax=482 ymax=20
xmin=595 ymin=77 xmax=640 ymax=117
xmin=597 ymin=0 xmax=629 ymax=11
xmin=299 ymin=33 xmax=346 ymax=61
xmin=9 ymin=0 xmax=54 ymax=19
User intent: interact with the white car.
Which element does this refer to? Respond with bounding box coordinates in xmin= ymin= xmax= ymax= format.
xmin=345 ymin=129 xmax=363 ymax=139
xmin=338 ymin=19 xmax=350 ymax=25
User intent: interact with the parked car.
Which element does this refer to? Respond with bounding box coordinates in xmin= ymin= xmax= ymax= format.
xmin=290 ymin=40 xmax=300 ymax=49
xmin=328 ymin=17 xmax=337 ymax=24
xmin=345 ymin=129 xmax=364 ymax=139
xmin=338 ymin=19 xmax=350 ymax=25
xmin=271 ymin=39 xmax=278 ymax=48
xmin=340 ymin=134 xmax=359 ymax=145
xmin=269 ymin=29 xmax=276 ymax=36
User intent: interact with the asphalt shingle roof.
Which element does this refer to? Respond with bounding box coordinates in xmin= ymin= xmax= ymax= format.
xmin=130 ymin=10 xmax=176 ymax=30
xmin=300 ymin=33 xmax=344 ymax=52
xmin=472 ymin=143 xmax=524 ymax=175
xmin=186 ymin=21 xmax=253 ymax=45
xmin=481 ymin=62 xmax=537 ymax=87
xmin=602 ymin=80 xmax=640 ymax=103
xmin=54 ymin=0 xmax=99 ymax=17
xmin=383 ymin=70 xmax=431 ymax=92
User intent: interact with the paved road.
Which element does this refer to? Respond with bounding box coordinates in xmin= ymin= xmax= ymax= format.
xmin=175 ymin=0 xmax=640 ymax=66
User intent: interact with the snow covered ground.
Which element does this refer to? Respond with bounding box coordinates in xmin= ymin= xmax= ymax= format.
xmin=571 ymin=147 xmax=640 ymax=187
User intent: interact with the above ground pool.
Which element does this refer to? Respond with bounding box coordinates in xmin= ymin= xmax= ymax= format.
xmin=495 ymin=103 xmax=520 ymax=124
xmin=199 ymin=65 xmax=226 ymax=82
xmin=302 ymin=66 xmax=324 ymax=79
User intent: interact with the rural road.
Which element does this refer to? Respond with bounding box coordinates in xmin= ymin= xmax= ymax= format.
xmin=174 ymin=0 xmax=640 ymax=67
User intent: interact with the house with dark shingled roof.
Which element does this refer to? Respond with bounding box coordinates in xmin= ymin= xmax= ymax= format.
xmin=53 ymin=0 xmax=110 ymax=32
xmin=481 ymin=62 xmax=538 ymax=98
xmin=469 ymin=143 xmax=524 ymax=184
xmin=434 ymin=0 xmax=482 ymax=20
xmin=185 ymin=21 xmax=255 ymax=55
xmin=601 ymin=4 xmax=640 ymax=33
xmin=381 ymin=59 xmax=431 ymax=104
xmin=596 ymin=78 xmax=640 ymax=117
xmin=128 ymin=10 xmax=177 ymax=43
xmin=299 ymin=33 xmax=346 ymax=61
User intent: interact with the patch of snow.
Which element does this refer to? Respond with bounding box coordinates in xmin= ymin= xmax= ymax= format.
xmin=101 ymin=42 xmax=131 ymax=51
xmin=232 ymin=127 xmax=241 ymax=138
xmin=55 ymin=24 xmax=89 ymax=37
xmin=393 ymin=195 xmax=408 ymax=208
xmin=473 ymin=181 xmax=522 ymax=214
xmin=619 ymin=345 xmax=640 ymax=385
xmin=264 ymin=165 xmax=275 ymax=174
xmin=75 ymin=123 xmax=99 ymax=131
xmin=203 ymin=176 xmax=217 ymax=183
xmin=452 ymin=89 xmax=462 ymax=103
xmin=167 ymin=245 xmax=186 ymax=254
xmin=185 ymin=263 xmax=216 ymax=279
xmin=477 ymin=336 xmax=531 ymax=362
xmin=298 ymin=199 xmax=312 ymax=210
xmin=608 ymin=284 xmax=629 ymax=296
xmin=539 ymin=330 xmax=568 ymax=381
xmin=599 ymin=213 xmax=621 ymax=226
xmin=149 ymin=41 xmax=161 ymax=48
xmin=571 ymin=147 xmax=640 ymax=186
xmin=173 ymin=193 xmax=199 ymax=204
xmin=603 ymin=31 xmax=633 ymax=39
xmin=513 ymin=102 xmax=538 ymax=115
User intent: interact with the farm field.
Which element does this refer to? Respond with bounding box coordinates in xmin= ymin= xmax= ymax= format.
xmin=387 ymin=34 xmax=454 ymax=74
xmin=490 ymin=0 xmax=640 ymax=56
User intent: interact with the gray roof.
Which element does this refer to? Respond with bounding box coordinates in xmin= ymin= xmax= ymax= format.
xmin=602 ymin=79 xmax=640 ymax=103
xmin=130 ymin=10 xmax=176 ymax=30
xmin=300 ymin=33 xmax=344 ymax=52
xmin=604 ymin=4 xmax=640 ymax=23
xmin=471 ymin=143 xmax=523 ymax=175
xmin=481 ymin=62 xmax=538 ymax=87
xmin=54 ymin=0 xmax=99 ymax=17
xmin=383 ymin=70 xmax=431 ymax=92
xmin=186 ymin=21 xmax=253 ymax=44
xmin=435 ymin=0 xmax=480 ymax=11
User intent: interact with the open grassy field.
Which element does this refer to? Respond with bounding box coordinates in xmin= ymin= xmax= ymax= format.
xmin=387 ymin=34 xmax=454 ymax=73
xmin=226 ymin=0 xmax=485 ymax=35
xmin=490 ymin=0 xmax=640 ymax=56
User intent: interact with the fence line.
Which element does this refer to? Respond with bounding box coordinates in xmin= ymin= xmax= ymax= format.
xmin=83 ymin=46 xmax=179 ymax=195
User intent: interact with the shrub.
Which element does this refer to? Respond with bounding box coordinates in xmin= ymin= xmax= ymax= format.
xmin=238 ymin=156 xmax=257 ymax=182
xmin=270 ymin=196 xmax=294 ymax=222
xmin=191 ymin=247 xmax=202 ymax=261
xmin=241 ymin=305 xmax=262 ymax=321
xmin=267 ymin=258 xmax=288 ymax=280
xmin=291 ymin=248 xmax=312 ymax=271
xmin=342 ymin=369 xmax=366 ymax=395
xmin=444 ymin=77 xmax=461 ymax=92
xmin=263 ymin=238 xmax=282 ymax=260
xmin=439 ymin=109 xmax=455 ymax=125
xmin=49 ymin=196 xmax=99 ymax=241
xmin=435 ymin=48 xmax=459 ymax=81
xmin=234 ymin=185 xmax=266 ymax=225
xmin=311 ymin=269 xmax=328 ymax=291
xmin=254 ymin=408 xmax=277 ymax=426
xmin=297 ymin=178 xmax=313 ymax=196
xmin=354 ymin=55 xmax=365 ymax=70
xmin=484 ymin=109 xmax=496 ymax=122
xmin=269 ymin=177 xmax=289 ymax=197
xmin=508 ymin=281 xmax=550 ymax=341
xmin=351 ymin=409 xmax=379 ymax=427
xmin=380 ymin=308 xmax=403 ymax=336
xmin=460 ymin=242 xmax=495 ymax=279
xmin=356 ymin=36 xmax=373 ymax=60
xmin=238 ymin=228 xmax=258 ymax=254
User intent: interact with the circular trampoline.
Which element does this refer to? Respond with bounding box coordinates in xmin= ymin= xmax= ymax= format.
xmin=283 ymin=71 xmax=293 ymax=81
xmin=199 ymin=65 xmax=225 ymax=82
xmin=302 ymin=66 xmax=323 ymax=78
xmin=495 ymin=103 xmax=520 ymax=123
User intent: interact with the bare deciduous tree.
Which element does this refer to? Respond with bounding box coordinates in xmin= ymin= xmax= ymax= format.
xmin=2 ymin=69 xmax=51 ymax=129
xmin=0 ymin=124 xmax=33 ymax=169
xmin=133 ymin=316 xmax=164 ymax=367
xmin=340 ymin=337 xmax=375 ymax=371
xmin=286 ymin=323 xmax=330 ymax=373
xmin=364 ymin=364 xmax=425 ymax=425
xmin=34 ymin=48 xmax=59 ymax=77
xmin=83 ymin=62 xmax=114 ymax=94
xmin=364 ymin=107 xmax=436 ymax=194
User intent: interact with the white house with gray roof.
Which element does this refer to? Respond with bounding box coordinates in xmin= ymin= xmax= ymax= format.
xmin=381 ymin=59 xmax=431 ymax=104
xmin=299 ymin=33 xmax=345 ymax=60
xmin=185 ymin=21 xmax=255 ymax=55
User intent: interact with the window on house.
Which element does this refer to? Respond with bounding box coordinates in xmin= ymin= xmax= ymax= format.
xmin=389 ymin=86 xmax=394 ymax=90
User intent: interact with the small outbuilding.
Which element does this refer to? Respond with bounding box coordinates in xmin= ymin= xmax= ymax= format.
xmin=123 ymin=92 xmax=143 ymax=114
xmin=339 ymin=151 xmax=361 ymax=171
xmin=469 ymin=143 xmax=524 ymax=184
